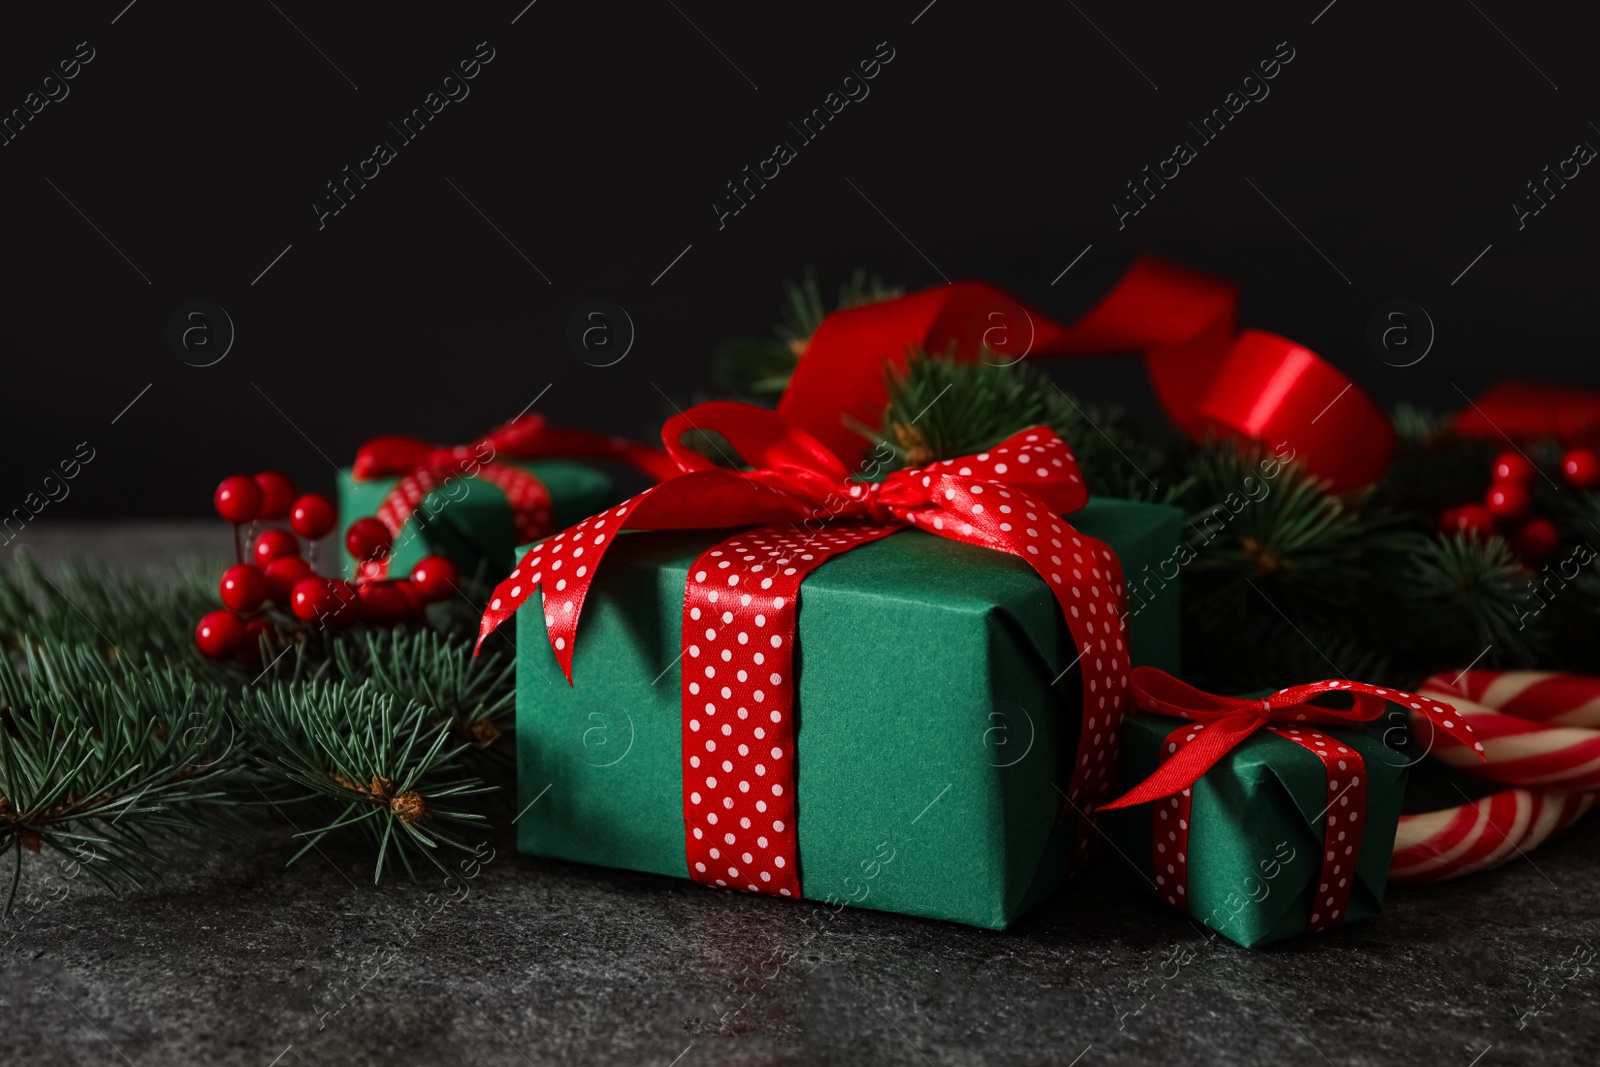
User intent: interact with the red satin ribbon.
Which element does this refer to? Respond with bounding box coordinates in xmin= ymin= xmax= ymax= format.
xmin=478 ymin=401 xmax=1134 ymax=897
xmin=779 ymin=256 xmax=1394 ymax=493
xmin=1454 ymin=382 xmax=1600 ymax=445
xmin=1105 ymin=668 xmax=1482 ymax=935
xmin=351 ymin=415 xmax=678 ymax=576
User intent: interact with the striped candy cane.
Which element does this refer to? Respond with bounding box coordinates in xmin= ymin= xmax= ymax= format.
xmin=1390 ymin=671 xmax=1600 ymax=884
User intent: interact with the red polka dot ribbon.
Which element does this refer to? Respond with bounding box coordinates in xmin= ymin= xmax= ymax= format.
xmin=351 ymin=414 xmax=679 ymax=577
xmin=477 ymin=401 xmax=1133 ymax=898
xmin=1103 ymin=667 xmax=1484 ymax=932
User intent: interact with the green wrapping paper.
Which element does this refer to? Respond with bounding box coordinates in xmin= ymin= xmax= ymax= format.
xmin=1104 ymin=714 xmax=1408 ymax=947
xmin=513 ymin=497 xmax=1183 ymax=929
xmin=337 ymin=461 xmax=615 ymax=582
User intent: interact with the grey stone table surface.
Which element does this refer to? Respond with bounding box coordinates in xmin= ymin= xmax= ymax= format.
xmin=2 ymin=524 xmax=1597 ymax=1067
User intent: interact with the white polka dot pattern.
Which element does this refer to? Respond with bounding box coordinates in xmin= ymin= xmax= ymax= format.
xmin=679 ymin=524 xmax=899 ymax=897
xmin=1266 ymin=725 xmax=1367 ymax=932
xmin=1154 ymin=723 xmax=1198 ymax=912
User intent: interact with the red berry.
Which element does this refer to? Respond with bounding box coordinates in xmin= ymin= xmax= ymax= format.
xmin=1485 ymin=482 xmax=1530 ymax=520
xmin=195 ymin=610 xmax=247 ymax=658
xmin=289 ymin=494 xmax=337 ymax=539
xmin=1513 ymin=517 xmax=1561 ymax=561
xmin=357 ymin=580 xmax=411 ymax=624
xmin=219 ymin=564 xmax=267 ymax=612
xmin=409 ymin=556 xmax=459 ymax=602
xmin=1440 ymin=504 xmax=1496 ymax=538
xmin=252 ymin=528 xmax=301 ymax=568
xmin=214 ymin=475 xmax=263 ymax=524
xmin=264 ymin=556 xmax=314 ymax=603
xmin=325 ymin=579 xmax=363 ymax=627
xmin=235 ymin=618 xmax=277 ymax=664
xmin=254 ymin=472 xmax=296 ymax=520
xmin=393 ymin=579 xmax=426 ymax=620
xmin=290 ymin=577 xmax=338 ymax=621
xmin=1562 ymin=448 xmax=1600 ymax=489
xmin=1491 ymin=452 xmax=1536 ymax=485
xmin=244 ymin=617 xmax=278 ymax=648
xmin=290 ymin=576 xmax=361 ymax=626
xmin=345 ymin=517 xmax=394 ymax=563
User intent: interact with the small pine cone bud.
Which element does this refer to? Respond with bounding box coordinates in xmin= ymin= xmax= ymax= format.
xmin=466 ymin=719 xmax=502 ymax=747
xmin=390 ymin=791 xmax=427 ymax=825
xmin=892 ymin=422 xmax=932 ymax=467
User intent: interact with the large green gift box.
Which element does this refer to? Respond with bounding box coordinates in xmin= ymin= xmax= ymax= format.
xmin=338 ymin=461 xmax=616 ymax=582
xmin=1104 ymin=714 xmax=1407 ymax=947
xmin=514 ymin=498 xmax=1183 ymax=928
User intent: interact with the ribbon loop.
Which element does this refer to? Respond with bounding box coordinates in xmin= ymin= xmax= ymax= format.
xmin=778 ymin=258 xmax=1394 ymax=492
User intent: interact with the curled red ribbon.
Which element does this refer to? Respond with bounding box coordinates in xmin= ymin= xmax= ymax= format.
xmin=779 ymin=256 xmax=1394 ymax=493
xmin=478 ymin=401 xmax=1134 ymax=896
xmin=351 ymin=414 xmax=678 ymax=576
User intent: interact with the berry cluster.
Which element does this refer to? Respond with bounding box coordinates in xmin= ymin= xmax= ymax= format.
xmin=1438 ymin=448 xmax=1600 ymax=561
xmin=195 ymin=473 xmax=459 ymax=660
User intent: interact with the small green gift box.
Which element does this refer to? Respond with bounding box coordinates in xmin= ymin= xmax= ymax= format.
xmin=512 ymin=498 xmax=1184 ymax=929
xmin=1104 ymin=704 xmax=1411 ymax=948
xmin=338 ymin=460 xmax=615 ymax=583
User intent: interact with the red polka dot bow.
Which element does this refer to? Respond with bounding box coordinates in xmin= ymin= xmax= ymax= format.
xmin=478 ymin=401 xmax=1135 ymax=899
xmin=351 ymin=414 xmax=678 ymax=577
xmin=1102 ymin=667 xmax=1484 ymax=812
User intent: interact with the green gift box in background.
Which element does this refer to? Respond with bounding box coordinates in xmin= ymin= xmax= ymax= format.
xmin=337 ymin=416 xmax=679 ymax=583
xmin=513 ymin=498 xmax=1183 ymax=929
xmin=338 ymin=460 xmax=615 ymax=583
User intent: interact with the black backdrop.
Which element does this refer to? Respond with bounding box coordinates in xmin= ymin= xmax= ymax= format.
xmin=2 ymin=0 xmax=1598 ymax=518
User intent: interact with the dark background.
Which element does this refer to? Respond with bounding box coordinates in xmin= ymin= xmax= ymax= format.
xmin=2 ymin=0 xmax=1598 ymax=518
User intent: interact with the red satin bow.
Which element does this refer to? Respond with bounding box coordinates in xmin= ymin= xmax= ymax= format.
xmin=1101 ymin=667 xmax=1484 ymax=810
xmin=779 ymin=257 xmax=1393 ymax=493
xmin=478 ymin=401 xmax=1134 ymax=895
xmin=477 ymin=401 xmax=1103 ymax=674
xmin=351 ymin=415 xmax=678 ymax=575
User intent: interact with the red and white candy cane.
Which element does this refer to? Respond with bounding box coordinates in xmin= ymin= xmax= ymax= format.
xmin=1390 ymin=671 xmax=1600 ymax=884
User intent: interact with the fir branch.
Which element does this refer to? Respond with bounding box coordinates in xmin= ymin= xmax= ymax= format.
xmin=712 ymin=266 xmax=904 ymax=398
xmin=237 ymin=681 xmax=492 ymax=882
xmin=1390 ymin=403 xmax=1452 ymax=442
xmin=1184 ymin=445 xmax=1409 ymax=609
xmin=877 ymin=352 xmax=1189 ymax=502
xmin=0 ymin=645 xmax=238 ymax=914
xmin=0 ymin=554 xmax=221 ymax=662
xmin=1391 ymin=532 xmax=1546 ymax=671
xmin=333 ymin=630 xmax=515 ymax=750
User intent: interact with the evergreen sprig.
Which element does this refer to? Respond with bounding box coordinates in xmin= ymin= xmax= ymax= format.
xmin=0 ymin=554 xmax=219 ymax=661
xmin=876 ymin=353 xmax=1189 ymax=504
xmin=1393 ymin=532 xmax=1545 ymax=668
xmin=0 ymin=644 xmax=238 ymax=914
xmin=333 ymin=630 xmax=515 ymax=751
xmin=712 ymin=266 xmax=904 ymax=397
xmin=237 ymin=680 xmax=493 ymax=882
